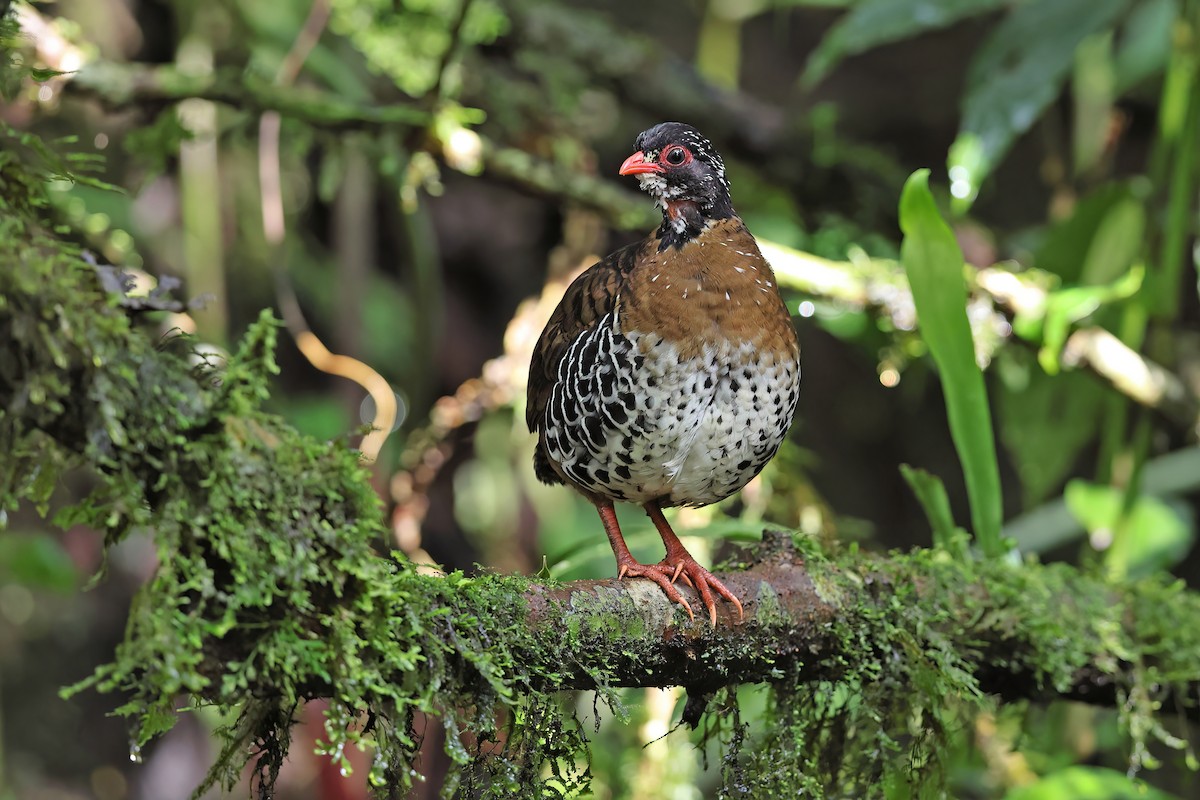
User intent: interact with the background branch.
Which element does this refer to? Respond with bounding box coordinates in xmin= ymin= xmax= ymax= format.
xmin=70 ymin=61 xmax=430 ymax=128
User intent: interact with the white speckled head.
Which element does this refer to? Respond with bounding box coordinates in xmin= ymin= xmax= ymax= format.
xmin=620 ymin=122 xmax=733 ymax=218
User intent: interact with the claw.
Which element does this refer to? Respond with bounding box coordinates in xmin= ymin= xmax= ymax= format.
xmin=613 ymin=552 xmax=743 ymax=626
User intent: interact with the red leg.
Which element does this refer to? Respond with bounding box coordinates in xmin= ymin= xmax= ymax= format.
xmin=594 ymin=499 xmax=696 ymax=621
xmin=645 ymin=503 xmax=745 ymax=626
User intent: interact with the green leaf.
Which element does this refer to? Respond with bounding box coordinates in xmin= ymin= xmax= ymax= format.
xmin=949 ymin=0 xmax=1132 ymax=209
xmin=1113 ymin=0 xmax=1177 ymax=93
xmin=1005 ymin=445 xmax=1200 ymax=553
xmin=1064 ymin=479 xmax=1194 ymax=579
xmin=997 ymin=355 xmax=1105 ymax=506
xmin=802 ymin=0 xmax=1007 ymax=87
xmin=0 ymin=532 xmax=79 ymax=592
xmin=899 ymin=170 xmax=1004 ymax=557
xmin=899 ymin=464 xmax=969 ymax=557
xmin=1078 ymin=195 xmax=1145 ymax=286
xmin=1005 ymin=766 xmax=1181 ymax=800
xmin=1035 ymin=182 xmax=1140 ymax=284
xmin=28 ymin=67 xmax=66 ymax=82
xmin=1036 ymin=264 xmax=1143 ymax=374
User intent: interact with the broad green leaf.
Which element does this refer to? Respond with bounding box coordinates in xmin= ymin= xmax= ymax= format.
xmin=899 ymin=464 xmax=969 ymax=557
xmin=802 ymin=0 xmax=1007 ymax=87
xmin=1065 ymin=479 xmax=1194 ymax=579
xmin=997 ymin=355 xmax=1105 ymax=506
xmin=949 ymin=0 xmax=1132 ymax=210
xmin=1006 ymin=445 xmax=1200 ymax=553
xmin=1005 ymin=766 xmax=1180 ymax=800
xmin=1079 ymin=195 xmax=1145 ymax=285
xmin=899 ymin=170 xmax=1005 ymax=557
xmin=1035 ymin=182 xmax=1139 ymax=284
xmin=1113 ymin=0 xmax=1177 ymax=93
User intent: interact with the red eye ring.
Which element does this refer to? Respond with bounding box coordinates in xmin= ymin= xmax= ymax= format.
xmin=660 ymin=145 xmax=692 ymax=167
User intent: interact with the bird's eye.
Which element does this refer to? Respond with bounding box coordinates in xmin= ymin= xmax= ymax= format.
xmin=664 ymin=147 xmax=687 ymax=165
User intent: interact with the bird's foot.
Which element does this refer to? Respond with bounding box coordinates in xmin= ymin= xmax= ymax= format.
xmin=617 ymin=556 xmax=743 ymax=626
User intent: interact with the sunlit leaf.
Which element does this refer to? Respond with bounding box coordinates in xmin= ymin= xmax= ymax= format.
xmin=1005 ymin=766 xmax=1180 ymax=800
xmin=1037 ymin=264 xmax=1143 ymax=374
xmin=1064 ymin=479 xmax=1194 ymax=579
xmin=899 ymin=170 xmax=1005 ymax=557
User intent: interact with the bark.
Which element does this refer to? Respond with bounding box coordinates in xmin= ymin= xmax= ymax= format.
xmin=508 ymin=530 xmax=1197 ymax=723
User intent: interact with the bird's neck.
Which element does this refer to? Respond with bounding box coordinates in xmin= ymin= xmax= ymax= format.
xmin=656 ymin=195 xmax=734 ymax=252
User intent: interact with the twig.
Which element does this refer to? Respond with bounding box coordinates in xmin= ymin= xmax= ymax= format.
xmin=429 ymin=0 xmax=476 ymax=103
xmin=1061 ymin=328 xmax=1200 ymax=432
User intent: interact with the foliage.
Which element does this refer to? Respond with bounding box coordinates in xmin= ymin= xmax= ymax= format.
xmin=900 ymin=171 xmax=1005 ymax=557
xmin=4 ymin=0 xmax=1200 ymax=798
xmin=328 ymin=0 xmax=508 ymax=98
xmin=804 ymin=0 xmax=1184 ymax=209
xmin=0 ymin=157 xmax=582 ymax=794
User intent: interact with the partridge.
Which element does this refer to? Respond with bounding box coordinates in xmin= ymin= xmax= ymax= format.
xmin=527 ymin=122 xmax=800 ymax=624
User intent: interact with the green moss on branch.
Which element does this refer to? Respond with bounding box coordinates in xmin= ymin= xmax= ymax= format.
xmin=71 ymin=61 xmax=430 ymax=129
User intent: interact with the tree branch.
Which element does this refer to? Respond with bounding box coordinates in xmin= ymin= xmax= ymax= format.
xmin=69 ymin=61 xmax=430 ymax=129
xmin=487 ymin=530 xmax=1198 ymax=722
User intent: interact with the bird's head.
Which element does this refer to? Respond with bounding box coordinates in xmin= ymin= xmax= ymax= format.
xmin=619 ymin=122 xmax=734 ymax=239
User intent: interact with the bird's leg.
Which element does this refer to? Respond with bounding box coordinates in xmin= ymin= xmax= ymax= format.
xmin=594 ymin=499 xmax=695 ymax=620
xmin=645 ymin=502 xmax=745 ymax=626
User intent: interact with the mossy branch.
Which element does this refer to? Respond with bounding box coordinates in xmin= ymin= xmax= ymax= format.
xmin=469 ymin=533 xmax=1200 ymax=723
xmin=176 ymin=524 xmax=1200 ymax=717
xmin=70 ymin=61 xmax=431 ymax=129
xmin=4 ymin=217 xmax=1200 ymax=796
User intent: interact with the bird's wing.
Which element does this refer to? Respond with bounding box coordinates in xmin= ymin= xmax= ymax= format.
xmin=526 ymin=240 xmax=643 ymax=434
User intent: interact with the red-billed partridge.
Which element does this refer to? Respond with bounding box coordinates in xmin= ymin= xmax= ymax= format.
xmin=526 ymin=122 xmax=801 ymax=624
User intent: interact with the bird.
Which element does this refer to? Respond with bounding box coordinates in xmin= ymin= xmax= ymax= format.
xmin=526 ymin=121 xmax=800 ymax=625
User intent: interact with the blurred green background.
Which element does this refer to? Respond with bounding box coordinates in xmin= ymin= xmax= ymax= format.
xmin=2 ymin=0 xmax=1200 ymax=797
